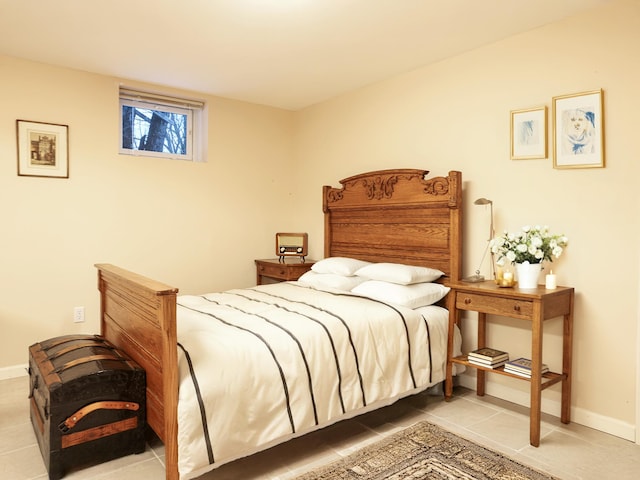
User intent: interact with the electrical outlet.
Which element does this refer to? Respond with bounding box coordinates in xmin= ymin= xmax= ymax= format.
xmin=73 ymin=306 xmax=85 ymax=323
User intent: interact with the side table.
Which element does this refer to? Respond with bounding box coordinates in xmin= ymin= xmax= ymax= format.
xmin=445 ymin=281 xmax=574 ymax=446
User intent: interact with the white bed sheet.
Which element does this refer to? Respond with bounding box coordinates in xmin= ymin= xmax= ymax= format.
xmin=175 ymin=282 xmax=459 ymax=479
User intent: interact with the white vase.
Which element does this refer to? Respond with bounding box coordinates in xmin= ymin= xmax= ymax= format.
xmin=515 ymin=262 xmax=542 ymax=289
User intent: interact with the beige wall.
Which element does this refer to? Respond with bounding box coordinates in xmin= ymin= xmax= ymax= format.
xmin=1 ymin=0 xmax=638 ymax=442
xmin=293 ymin=0 xmax=640 ymax=438
xmin=0 ymin=56 xmax=296 ymax=373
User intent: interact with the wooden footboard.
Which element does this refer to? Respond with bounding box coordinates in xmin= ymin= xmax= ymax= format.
xmin=96 ymin=264 xmax=179 ymax=480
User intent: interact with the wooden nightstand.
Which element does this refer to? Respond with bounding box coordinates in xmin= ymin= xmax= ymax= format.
xmin=255 ymin=258 xmax=315 ymax=285
xmin=445 ymin=281 xmax=574 ymax=447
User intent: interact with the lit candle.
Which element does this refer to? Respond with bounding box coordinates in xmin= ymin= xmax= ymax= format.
xmin=545 ymin=270 xmax=557 ymax=289
xmin=503 ymin=271 xmax=513 ymax=286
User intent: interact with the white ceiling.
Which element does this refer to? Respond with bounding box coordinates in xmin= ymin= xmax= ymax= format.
xmin=0 ymin=0 xmax=612 ymax=110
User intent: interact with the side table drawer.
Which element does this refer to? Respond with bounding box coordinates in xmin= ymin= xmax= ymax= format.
xmin=258 ymin=262 xmax=289 ymax=279
xmin=455 ymin=292 xmax=533 ymax=318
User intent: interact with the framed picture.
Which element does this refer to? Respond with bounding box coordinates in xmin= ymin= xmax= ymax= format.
xmin=552 ymin=89 xmax=604 ymax=169
xmin=510 ymin=106 xmax=547 ymax=160
xmin=17 ymin=120 xmax=69 ymax=178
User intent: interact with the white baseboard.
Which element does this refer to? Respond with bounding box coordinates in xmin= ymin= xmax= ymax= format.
xmin=458 ymin=374 xmax=635 ymax=442
xmin=0 ymin=364 xmax=28 ymax=380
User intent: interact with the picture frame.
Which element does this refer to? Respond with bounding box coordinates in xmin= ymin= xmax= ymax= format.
xmin=552 ymin=89 xmax=604 ymax=169
xmin=510 ymin=106 xmax=547 ymax=160
xmin=17 ymin=120 xmax=69 ymax=178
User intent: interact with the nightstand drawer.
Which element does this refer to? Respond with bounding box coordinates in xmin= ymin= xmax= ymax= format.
xmin=255 ymin=259 xmax=315 ymax=285
xmin=455 ymin=292 xmax=533 ymax=318
xmin=257 ymin=262 xmax=289 ymax=278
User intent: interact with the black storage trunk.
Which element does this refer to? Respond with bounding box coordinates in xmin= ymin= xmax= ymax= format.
xmin=28 ymin=334 xmax=146 ymax=480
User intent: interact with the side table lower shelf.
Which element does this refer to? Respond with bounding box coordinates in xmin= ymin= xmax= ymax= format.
xmin=452 ymin=355 xmax=566 ymax=389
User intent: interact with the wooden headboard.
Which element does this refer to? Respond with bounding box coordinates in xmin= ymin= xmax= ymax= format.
xmin=323 ymin=169 xmax=462 ymax=281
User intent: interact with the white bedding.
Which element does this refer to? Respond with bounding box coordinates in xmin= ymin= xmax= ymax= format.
xmin=175 ymin=281 xmax=458 ymax=479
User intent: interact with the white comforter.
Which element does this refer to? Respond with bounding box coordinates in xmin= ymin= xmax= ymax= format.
xmin=175 ymin=282 xmax=452 ymax=479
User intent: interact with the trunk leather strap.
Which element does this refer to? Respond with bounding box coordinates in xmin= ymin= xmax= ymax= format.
xmin=61 ymin=417 xmax=138 ymax=449
xmin=46 ymin=341 xmax=115 ymax=361
xmin=53 ymin=354 xmax=121 ymax=374
xmin=39 ymin=334 xmax=102 ymax=351
xmin=59 ymin=401 xmax=139 ymax=433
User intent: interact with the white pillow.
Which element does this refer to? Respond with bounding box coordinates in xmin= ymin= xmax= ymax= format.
xmin=311 ymin=257 xmax=372 ymax=276
xmin=351 ymin=280 xmax=450 ymax=309
xmin=355 ymin=262 xmax=444 ymax=285
xmin=298 ymin=271 xmax=366 ymax=291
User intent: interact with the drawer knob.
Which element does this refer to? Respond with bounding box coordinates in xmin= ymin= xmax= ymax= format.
xmin=514 ymin=304 xmax=521 ymax=312
xmin=464 ymin=297 xmax=471 ymax=304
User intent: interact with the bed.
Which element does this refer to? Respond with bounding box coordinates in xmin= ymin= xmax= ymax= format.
xmin=95 ymin=168 xmax=462 ymax=480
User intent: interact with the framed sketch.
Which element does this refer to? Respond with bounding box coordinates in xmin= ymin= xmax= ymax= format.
xmin=511 ymin=106 xmax=547 ymax=160
xmin=17 ymin=120 xmax=69 ymax=178
xmin=552 ymin=89 xmax=604 ymax=169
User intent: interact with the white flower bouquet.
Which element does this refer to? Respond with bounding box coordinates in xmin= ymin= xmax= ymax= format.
xmin=490 ymin=225 xmax=568 ymax=265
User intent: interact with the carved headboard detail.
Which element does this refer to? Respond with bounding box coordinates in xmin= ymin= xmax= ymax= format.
xmin=323 ymin=169 xmax=462 ymax=281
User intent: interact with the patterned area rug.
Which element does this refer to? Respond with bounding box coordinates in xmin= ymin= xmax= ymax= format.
xmin=295 ymin=421 xmax=557 ymax=480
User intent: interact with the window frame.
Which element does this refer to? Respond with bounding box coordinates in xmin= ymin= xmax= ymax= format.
xmin=118 ymin=87 xmax=207 ymax=162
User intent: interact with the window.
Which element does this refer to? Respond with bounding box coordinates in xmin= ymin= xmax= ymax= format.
xmin=119 ymin=87 xmax=207 ymax=161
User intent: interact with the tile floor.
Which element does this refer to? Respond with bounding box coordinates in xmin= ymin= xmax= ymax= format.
xmin=2 ymin=375 xmax=639 ymax=479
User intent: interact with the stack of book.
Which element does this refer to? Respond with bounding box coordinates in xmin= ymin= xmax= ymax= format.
xmin=504 ymin=357 xmax=549 ymax=377
xmin=467 ymin=347 xmax=509 ymax=369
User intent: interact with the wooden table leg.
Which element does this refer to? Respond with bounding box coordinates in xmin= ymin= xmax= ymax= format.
xmin=561 ymin=296 xmax=574 ymax=424
xmin=529 ymin=304 xmax=543 ymax=447
xmin=445 ymin=293 xmax=458 ymax=400
xmin=476 ymin=312 xmax=486 ymax=397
